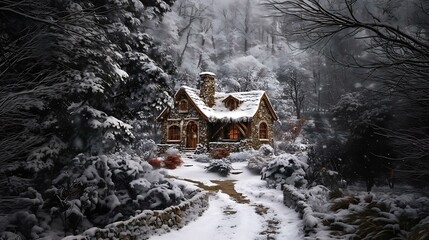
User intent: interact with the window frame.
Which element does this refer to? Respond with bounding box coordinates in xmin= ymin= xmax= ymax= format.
xmin=178 ymin=99 xmax=188 ymax=113
xmin=167 ymin=125 xmax=181 ymax=142
xmin=223 ymin=124 xmax=240 ymax=141
xmin=259 ymin=122 xmax=268 ymax=140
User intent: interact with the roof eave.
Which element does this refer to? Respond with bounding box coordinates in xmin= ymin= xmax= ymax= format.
xmin=156 ymin=107 xmax=170 ymax=122
xmin=253 ymin=93 xmax=279 ymax=121
xmin=179 ymin=88 xmax=209 ymax=121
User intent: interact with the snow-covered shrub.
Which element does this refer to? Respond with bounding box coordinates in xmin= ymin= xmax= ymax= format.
xmin=44 ymin=152 xmax=185 ymax=234
xmin=136 ymin=181 xmax=184 ymax=210
xmin=277 ymin=140 xmax=309 ymax=154
xmin=166 ymin=147 xmax=180 ymax=155
xmin=148 ymin=158 xmax=163 ymax=169
xmin=6 ymin=211 xmax=38 ymax=239
xmin=261 ymin=154 xmax=308 ymax=189
xmin=194 ymin=154 xmax=211 ymax=163
xmin=205 ymin=159 xmax=232 ymax=176
xmin=247 ymin=155 xmax=271 ymax=173
xmin=306 ymin=185 xmax=330 ymax=213
xmin=306 ymin=141 xmax=346 ymax=190
xmin=409 ymin=216 xmax=429 ymax=240
xmin=194 ymin=144 xmax=207 ymax=154
xmin=228 ymin=150 xmax=255 ymax=162
xmin=330 ymin=195 xmax=359 ymax=212
xmin=210 ymin=147 xmax=230 ymax=159
xmin=163 ymin=154 xmax=183 ymax=169
xmin=135 ymin=139 xmax=157 ymax=161
xmin=324 ymin=192 xmax=429 ymax=239
xmin=258 ymin=144 xmax=274 ymax=156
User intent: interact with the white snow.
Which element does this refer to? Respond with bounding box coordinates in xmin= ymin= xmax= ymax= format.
xmin=179 ymin=86 xmax=268 ymax=122
xmin=152 ymin=192 xmax=262 ymax=240
xmin=199 ymin=72 xmax=216 ymax=76
xmin=150 ymin=154 xmax=304 ymax=240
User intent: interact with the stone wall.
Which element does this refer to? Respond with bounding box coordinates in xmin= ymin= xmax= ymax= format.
xmin=209 ymin=142 xmax=240 ymax=152
xmin=283 ymin=185 xmax=318 ymax=233
xmin=208 ymin=140 xmax=252 ymax=152
xmin=160 ymin=93 xmax=205 ymax=148
xmin=251 ymin=100 xmax=275 ymax=149
xmin=63 ymin=192 xmax=210 ymax=240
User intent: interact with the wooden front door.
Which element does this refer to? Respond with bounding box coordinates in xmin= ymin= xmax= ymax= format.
xmin=186 ymin=122 xmax=198 ymax=148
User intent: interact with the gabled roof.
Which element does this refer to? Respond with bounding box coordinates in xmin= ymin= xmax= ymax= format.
xmin=222 ymin=95 xmax=242 ymax=103
xmin=157 ymin=86 xmax=278 ymax=123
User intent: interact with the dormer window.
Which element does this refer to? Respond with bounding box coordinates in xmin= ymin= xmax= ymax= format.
xmin=179 ymin=99 xmax=188 ymax=112
xmin=222 ymin=95 xmax=241 ymax=111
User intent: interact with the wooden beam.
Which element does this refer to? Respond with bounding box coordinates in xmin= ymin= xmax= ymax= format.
xmin=237 ymin=123 xmax=248 ymax=137
xmin=212 ymin=123 xmax=228 ymax=140
xmin=236 ymin=124 xmax=246 ymax=137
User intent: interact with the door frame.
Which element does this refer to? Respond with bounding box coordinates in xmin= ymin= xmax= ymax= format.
xmin=186 ymin=121 xmax=198 ymax=149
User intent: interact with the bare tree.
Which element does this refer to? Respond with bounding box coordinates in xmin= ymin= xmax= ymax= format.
xmin=264 ymin=0 xmax=429 ymax=183
xmin=285 ymin=69 xmax=306 ymax=119
xmin=263 ymin=0 xmax=429 ymax=105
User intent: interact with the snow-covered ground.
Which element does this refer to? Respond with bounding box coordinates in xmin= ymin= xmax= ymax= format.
xmin=151 ymin=153 xmax=304 ymax=240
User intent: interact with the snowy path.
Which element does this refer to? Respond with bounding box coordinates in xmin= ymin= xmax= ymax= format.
xmin=150 ymin=155 xmax=304 ymax=240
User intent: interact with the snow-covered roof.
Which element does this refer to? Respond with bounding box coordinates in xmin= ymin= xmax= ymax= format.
xmin=199 ymin=72 xmax=216 ymax=76
xmin=178 ymin=86 xmax=275 ymax=122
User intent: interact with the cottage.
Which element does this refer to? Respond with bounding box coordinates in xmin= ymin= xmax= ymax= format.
xmin=157 ymin=72 xmax=278 ymax=152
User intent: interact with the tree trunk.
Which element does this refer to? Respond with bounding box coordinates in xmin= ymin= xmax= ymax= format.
xmin=178 ymin=28 xmax=191 ymax=67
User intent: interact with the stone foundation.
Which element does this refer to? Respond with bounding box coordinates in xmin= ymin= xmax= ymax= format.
xmin=208 ymin=139 xmax=253 ymax=152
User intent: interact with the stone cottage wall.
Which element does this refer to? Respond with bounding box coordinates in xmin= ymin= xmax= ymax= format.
xmin=208 ymin=139 xmax=253 ymax=152
xmin=63 ymin=191 xmax=210 ymax=240
xmin=251 ymin=100 xmax=275 ymax=149
xmin=160 ymin=95 xmax=206 ymax=149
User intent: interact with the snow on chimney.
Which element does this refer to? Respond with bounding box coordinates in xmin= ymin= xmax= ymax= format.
xmin=199 ymin=72 xmax=216 ymax=107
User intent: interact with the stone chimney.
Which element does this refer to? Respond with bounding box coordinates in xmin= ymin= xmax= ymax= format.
xmin=199 ymin=72 xmax=216 ymax=107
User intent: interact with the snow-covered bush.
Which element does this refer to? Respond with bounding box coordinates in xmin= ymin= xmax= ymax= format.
xmin=247 ymin=156 xmax=270 ymax=173
xmin=194 ymin=144 xmax=207 ymax=154
xmin=306 ymin=141 xmax=346 ymax=190
xmin=44 ymin=152 xmax=185 ymax=235
xmin=148 ymin=158 xmax=163 ymax=169
xmin=261 ymin=154 xmax=308 ymax=189
xmin=166 ymin=147 xmax=180 ymax=155
xmin=134 ymin=139 xmax=157 ymax=161
xmin=205 ymin=159 xmax=232 ymax=177
xmin=228 ymin=150 xmax=255 ymax=162
xmin=210 ymin=147 xmax=230 ymax=159
xmin=164 ymin=153 xmax=183 ymax=169
xmin=306 ymin=185 xmax=330 ymax=213
xmin=277 ymin=139 xmax=311 ymax=154
xmin=258 ymin=144 xmax=274 ymax=156
xmin=321 ymin=191 xmax=429 ymax=240
xmin=194 ymin=154 xmax=211 ymax=163
xmin=247 ymin=152 xmax=272 ymax=173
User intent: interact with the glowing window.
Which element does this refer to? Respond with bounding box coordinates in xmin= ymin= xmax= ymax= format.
xmin=228 ymin=125 xmax=239 ymax=140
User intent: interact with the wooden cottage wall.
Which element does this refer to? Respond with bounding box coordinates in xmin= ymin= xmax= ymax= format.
xmin=251 ymin=100 xmax=275 ymax=149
